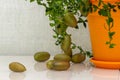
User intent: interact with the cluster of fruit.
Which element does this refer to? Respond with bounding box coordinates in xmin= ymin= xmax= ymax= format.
xmin=34 ymin=52 xmax=86 ymax=71
xmin=9 ymin=51 xmax=85 ymax=72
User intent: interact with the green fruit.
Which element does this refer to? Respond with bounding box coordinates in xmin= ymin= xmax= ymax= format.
xmin=64 ymin=48 xmax=72 ymax=57
xmin=61 ymin=34 xmax=71 ymax=55
xmin=34 ymin=52 xmax=50 ymax=62
xmin=55 ymin=24 xmax=67 ymax=34
xmin=72 ymin=53 xmax=86 ymax=63
xmin=53 ymin=61 xmax=70 ymax=71
xmin=46 ymin=60 xmax=54 ymax=69
xmin=64 ymin=12 xmax=77 ymax=28
xmin=46 ymin=60 xmax=70 ymax=71
xmin=9 ymin=62 xmax=26 ymax=72
xmin=54 ymin=54 xmax=71 ymax=62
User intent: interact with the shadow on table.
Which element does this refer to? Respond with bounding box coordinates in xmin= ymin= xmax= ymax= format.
xmin=34 ymin=62 xmax=47 ymax=72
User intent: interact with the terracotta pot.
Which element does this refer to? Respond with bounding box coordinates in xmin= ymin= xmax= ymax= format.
xmin=88 ymin=0 xmax=120 ymax=69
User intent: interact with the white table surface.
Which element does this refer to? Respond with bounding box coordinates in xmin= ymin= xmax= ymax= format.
xmin=0 ymin=56 xmax=119 ymax=80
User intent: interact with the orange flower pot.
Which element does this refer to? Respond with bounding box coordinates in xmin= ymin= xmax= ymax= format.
xmin=88 ymin=0 xmax=120 ymax=69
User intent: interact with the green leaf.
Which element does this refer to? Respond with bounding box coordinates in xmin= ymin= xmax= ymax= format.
xmin=103 ymin=4 xmax=108 ymax=9
xmin=106 ymin=41 xmax=110 ymax=44
xmin=108 ymin=17 xmax=113 ymax=22
xmin=50 ymin=23 xmax=55 ymax=27
xmin=107 ymin=3 xmax=115 ymax=8
xmin=93 ymin=5 xmax=98 ymax=12
xmin=98 ymin=9 xmax=108 ymax=16
xmin=108 ymin=31 xmax=115 ymax=39
xmin=83 ymin=22 xmax=87 ymax=28
xmin=109 ymin=43 xmax=116 ymax=48
xmin=86 ymin=51 xmax=93 ymax=58
xmin=78 ymin=18 xmax=84 ymax=23
xmin=98 ymin=0 xmax=102 ymax=7
xmin=53 ymin=35 xmax=57 ymax=38
xmin=106 ymin=17 xmax=113 ymax=26
xmin=30 ymin=0 xmax=35 ymax=2
xmin=72 ymin=45 xmax=76 ymax=49
xmin=36 ymin=0 xmax=42 ymax=5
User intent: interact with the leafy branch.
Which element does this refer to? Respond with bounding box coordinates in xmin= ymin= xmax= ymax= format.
xmin=27 ymin=0 xmax=120 ymax=57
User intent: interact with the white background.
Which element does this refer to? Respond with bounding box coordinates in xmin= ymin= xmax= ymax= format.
xmin=0 ymin=0 xmax=91 ymax=55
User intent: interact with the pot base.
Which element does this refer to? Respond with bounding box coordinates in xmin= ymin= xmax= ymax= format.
xmin=90 ymin=58 xmax=120 ymax=69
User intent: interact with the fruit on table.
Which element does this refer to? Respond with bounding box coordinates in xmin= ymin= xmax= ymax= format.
xmin=34 ymin=52 xmax=50 ymax=62
xmin=46 ymin=60 xmax=70 ymax=71
xmin=64 ymin=12 xmax=77 ymax=28
xmin=71 ymin=53 xmax=86 ymax=63
xmin=46 ymin=60 xmax=54 ymax=69
xmin=54 ymin=54 xmax=71 ymax=62
xmin=9 ymin=62 xmax=26 ymax=72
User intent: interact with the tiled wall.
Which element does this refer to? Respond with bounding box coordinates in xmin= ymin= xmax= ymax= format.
xmin=0 ymin=0 xmax=91 ymax=55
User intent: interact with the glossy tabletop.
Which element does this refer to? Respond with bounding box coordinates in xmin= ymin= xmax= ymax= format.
xmin=0 ymin=56 xmax=119 ymax=80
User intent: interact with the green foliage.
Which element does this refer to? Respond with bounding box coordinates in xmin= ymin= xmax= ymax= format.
xmin=30 ymin=0 xmax=35 ymax=2
xmin=27 ymin=0 xmax=120 ymax=57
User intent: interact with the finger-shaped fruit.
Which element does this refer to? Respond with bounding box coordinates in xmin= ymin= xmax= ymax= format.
xmin=61 ymin=34 xmax=71 ymax=53
xmin=34 ymin=52 xmax=50 ymax=62
xmin=72 ymin=53 xmax=86 ymax=63
xmin=46 ymin=60 xmax=54 ymax=69
xmin=46 ymin=60 xmax=70 ymax=71
xmin=64 ymin=48 xmax=72 ymax=57
xmin=64 ymin=12 xmax=77 ymax=28
xmin=54 ymin=54 xmax=71 ymax=62
xmin=9 ymin=62 xmax=26 ymax=72
xmin=55 ymin=24 xmax=67 ymax=34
